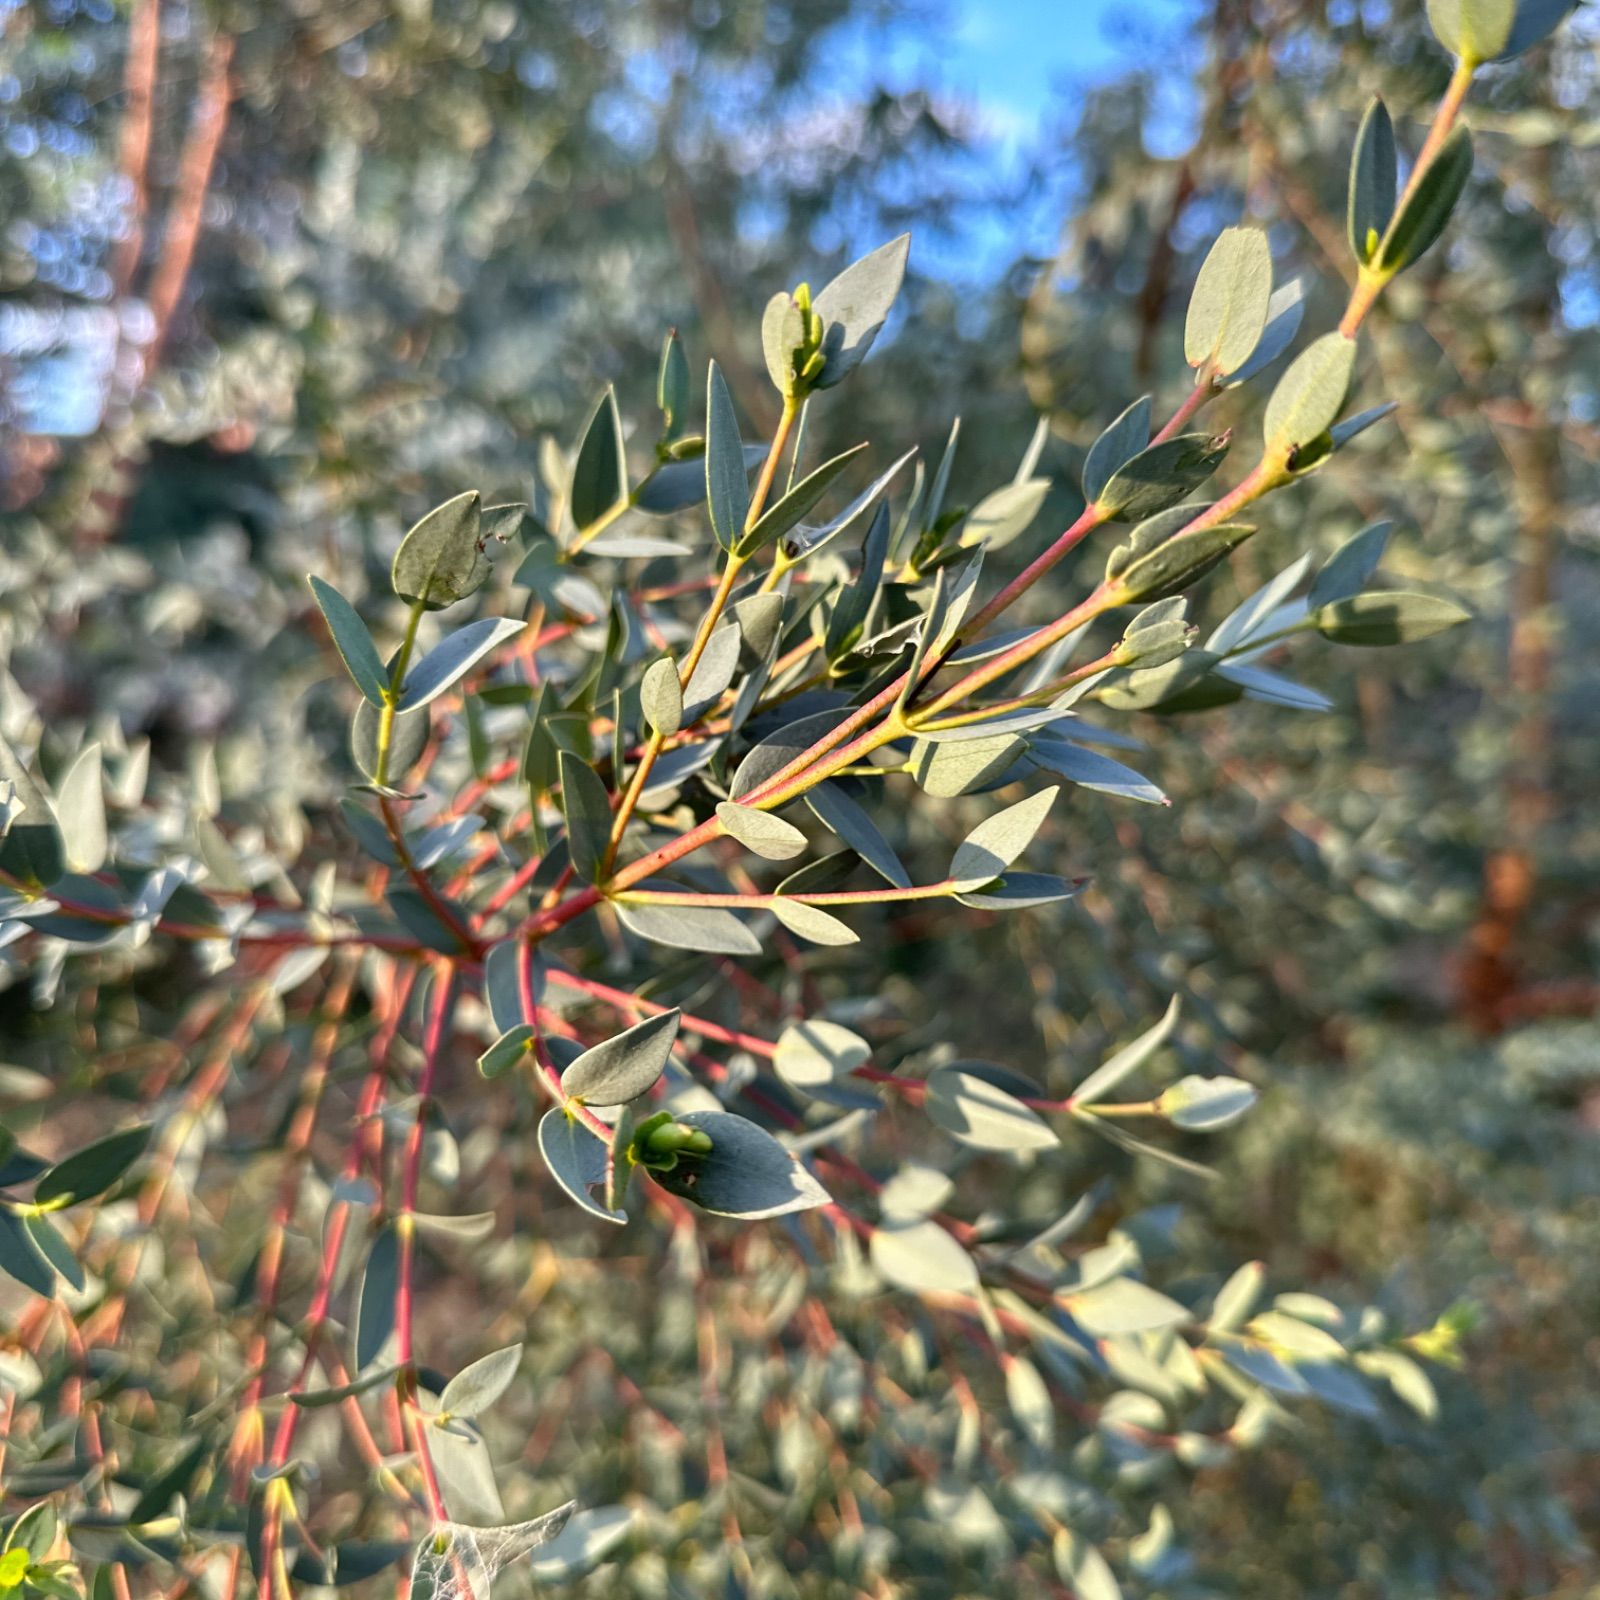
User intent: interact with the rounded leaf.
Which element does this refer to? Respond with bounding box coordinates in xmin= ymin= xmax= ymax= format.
xmin=650 ymin=1110 xmax=831 ymax=1219
xmin=1184 ymin=226 xmax=1273 ymax=376
xmin=1262 ymin=333 xmax=1357 ymax=456
xmin=870 ymin=1216 xmax=979 ymax=1295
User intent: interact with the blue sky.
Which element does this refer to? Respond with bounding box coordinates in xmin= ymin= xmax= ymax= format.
xmin=826 ymin=0 xmax=1192 ymax=279
xmin=946 ymin=0 xmax=1168 ymax=135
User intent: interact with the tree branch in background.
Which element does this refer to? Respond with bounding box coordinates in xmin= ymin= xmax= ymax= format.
xmin=109 ymin=0 xmax=161 ymax=297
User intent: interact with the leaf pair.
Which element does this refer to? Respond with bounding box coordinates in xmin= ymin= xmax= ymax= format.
xmin=1348 ymin=97 xmax=1475 ymax=279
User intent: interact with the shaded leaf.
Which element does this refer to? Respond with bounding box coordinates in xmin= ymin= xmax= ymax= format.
xmin=738 ymin=443 xmax=869 ymax=558
xmin=309 ymin=577 xmax=390 ymax=707
xmin=569 ymin=387 xmax=628 ymax=530
xmin=1347 ymin=98 xmax=1398 ymax=265
xmin=558 ymin=751 xmax=613 ymax=882
xmin=804 ymin=782 xmax=911 ymax=887
xmin=1082 ymin=397 xmax=1151 ymax=506
xmin=538 ymin=1110 xmax=626 ymax=1224
xmin=399 ymin=619 xmax=523 ymax=710
xmin=1313 ymin=591 xmax=1471 ymax=645
xmin=1375 ymin=125 xmax=1474 ymax=276
xmin=561 ymin=1010 xmax=680 ymax=1105
xmin=706 ymin=362 xmax=750 ymax=550
xmin=1096 ymin=433 xmax=1231 ymax=522
xmin=949 ymin=786 xmax=1058 ymax=890
xmin=926 ymin=1068 xmax=1057 ymax=1152
xmin=36 ymin=1125 xmax=151 ymax=1207
xmin=651 ymin=1110 xmax=831 ymax=1218
xmin=354 ymin=1223 xmax=399 ymax=1370
xmin=811 ymin=234 xmax=911 ymax=389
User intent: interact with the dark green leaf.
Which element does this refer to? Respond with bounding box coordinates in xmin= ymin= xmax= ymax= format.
xmin=36 ymin=1125 xmax=151 ymax=1207
xmin=1347 ymin=98 xmax=1398 ymax=265
xmin=737 ymin=444 xmax=869 ymax=558
xmin=1096 ymin=433 xmax=1231 ymax=522
xmin=1107 ymin=514 xmax=1256 ymax=604
xmin=1308 ymin=521 xmax=1393 ymax=609
xmin=558 ymin=751 xmax=613 ymax=883
xmin=1082 ymin=397 xmax=1150 ymax=506
xmin=1497 ymin=0 xmax=1578 ymax=56
xmin=309 ymin=577 xmax=390 ymax=707
xmin=954 ymin=871 xmax=1085 ymax=910
xmin=25 ymin=1214 xmax=83 ymax=1292
xmin=651 ymin=1110 xmax=831 ymax=1218
xmin=1027 ymin=737 xmax=1166 ymax=805
xmin=570 ymin=387 xmax=628 ymax=531
xmin=0 ymin=1209 xmax=55 ymax=1297
xmin=804 ymin=782 xmax=911 ymax=888
xmin=354 ymin=1224 xmax=399 ymax=1370
xmin=634 ymin=444 xmax=767 ymax=516
xmin=706 ymin=362 xmax=750 ymax=551
xmin=1374 ymin=125 xmax=1473 ymax=276
xmin=657 ymin=330 xmax=690 ymax=437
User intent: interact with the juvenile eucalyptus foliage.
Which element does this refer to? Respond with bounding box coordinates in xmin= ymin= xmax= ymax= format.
xmin=0 ymin=4 xmax=1577 ymax=1596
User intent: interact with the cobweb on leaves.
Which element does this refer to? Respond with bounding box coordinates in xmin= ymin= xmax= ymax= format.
xmin=409 ymin=1504 xmax=576 ymax=1600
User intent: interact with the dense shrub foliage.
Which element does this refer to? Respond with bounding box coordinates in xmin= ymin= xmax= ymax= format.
xmin=0 ymin=2 xmax=1592 ymax=1597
